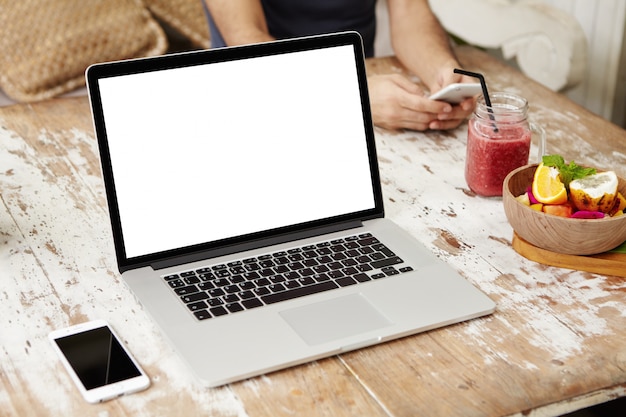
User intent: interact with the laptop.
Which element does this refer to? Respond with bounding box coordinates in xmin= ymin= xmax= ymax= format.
xmin=86 ymin=31 xmax=495 ymax=387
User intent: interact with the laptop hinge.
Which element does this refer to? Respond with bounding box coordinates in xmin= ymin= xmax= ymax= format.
xmin=150 ymin=220 xmax=363 ymax=271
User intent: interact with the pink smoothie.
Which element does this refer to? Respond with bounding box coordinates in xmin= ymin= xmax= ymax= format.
xmin=465 ymin=120 xmax=531 ymax=197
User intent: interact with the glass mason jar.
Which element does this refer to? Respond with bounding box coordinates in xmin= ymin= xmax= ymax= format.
xmin=465 ymin=92 xmax=544 ymax=197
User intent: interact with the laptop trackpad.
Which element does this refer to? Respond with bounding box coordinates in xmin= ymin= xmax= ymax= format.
xmin=279 ymin=294 xmax=394 ymax=346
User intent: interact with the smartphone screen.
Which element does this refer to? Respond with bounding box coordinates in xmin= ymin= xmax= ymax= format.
xmin=53 ymin=326 xmax=141 ymax=389
xmin=50 ymin=321 xmax=149 ymax=402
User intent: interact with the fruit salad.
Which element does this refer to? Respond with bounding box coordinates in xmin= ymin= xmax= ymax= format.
xmin=516 ymin=155 xmax=626 ymax=219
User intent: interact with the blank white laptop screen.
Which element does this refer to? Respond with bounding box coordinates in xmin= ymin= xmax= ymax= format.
xmin=97 ymin=44 xmax=376 ymax=259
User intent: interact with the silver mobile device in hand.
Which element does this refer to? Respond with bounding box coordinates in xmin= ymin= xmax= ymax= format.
xmin=49 ymin=319 xmax=150 ymax=403
xmin=428 ymin=83 xmax=482 ymax=103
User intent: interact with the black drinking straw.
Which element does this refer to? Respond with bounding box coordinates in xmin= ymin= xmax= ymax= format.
xmin=454 ymin=68 xmax=498 ymax=132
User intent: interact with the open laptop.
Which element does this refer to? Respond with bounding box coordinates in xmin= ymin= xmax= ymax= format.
xmin=86 ymin=31 xmax=495 ymax=387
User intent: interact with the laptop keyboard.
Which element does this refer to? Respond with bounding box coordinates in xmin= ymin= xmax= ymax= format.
xmin=162 ymin=233 xmax=414 ymax=321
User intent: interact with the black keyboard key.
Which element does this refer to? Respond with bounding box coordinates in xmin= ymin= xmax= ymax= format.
xmin=254 ymin=277 xmax=271 ymax=287
xmin=371 ymin=256 xmax=404 ymax=269
xmin=254 ymin=287 xmax=271 ymax=296
xmin=287 ymin=253 xmax=304 ymax=262
xmin=285 ymin=280 xmax=301 ymax=289
xmin=187 ymin=301 xmax=208 ymax=311
xmin=337 ymin=277 xmax=357 ymax=287
xmin=400 ymin=266 xmax=414 ymax=273
xmin=262 ymin=281 xmax=338 ymax=305
xmin=331 ymin=252 xmax=347 ymax=261
xmin=328 ymin=262 xmax=343 ymax=270
xmin=373 ymin=244 xmax=395 ymax=257
xmin=242 ymin=298 xmax=263 ymax=309
xmin=231 ymin=275 xmax=245 ymax=284
xmin=342 ymin=267 xmax=358 ymax=275
xmin=303 ymin=259 xmax=318 ymax=267
xmin=182 ymin=277 xmax=198 ymax=286
xmin=244 ymin=263 xmax=261 ymax=272
xmin=168 ymin=279 xmax=185 ymax=289
xmin=239 ymin=290 xmax=255 ymax=299
xmin=269 ymin=283 xmax=286 ymax=293
xmin=224 ymin=285 xmax=240 ymax=294
xmin=313 ymin=273 xmax=330 ymax=282
xmin=341 ymin=259 xmax=357 ymax=267
xmin=328 ymin=270 xmax=344 ymax=279
xmin=370 ymin=252 xmax=385 ymax=261
xmin=240 ymin=281 xmax=256 ymax=290
xmin=226 ymin=302 xmax=244 ymax=313
xmin=208 ymin=288 xmax=225 ymax=298
xmin=230 ymin=266 xmax=246 ymax=274
xmin=316 ymin=247 xmax=332 ymax=255
xmin=181 ymin=292 xmax=209 ymax=303
xmin=223 ymin=294 xmax=240 ymax=303
xmin=270 ymin=275 xmax=286 ymax=284
xmin=198 ymin=281 xmax=215 ymax=291
xmin=382 ymin=267 xmax=400 ymax=276
xmin=163 ymin=274 xmax=180 ymax=281
xmin=354 ymin=273 xmax=371 ymax=283
xmin=298 ymin=277 xmax=315 ymax=286
xmin=198 ymin=272 xmax=216 ymax=281
xmin=180 ymin=271 xmax=197 ymax=277
xmin=210 ymin=306 xmax=229 ymax=316
xmin=244 ymin=271 xmax=260 ymax=280
xmin=372 ymin=273 xmax=386 ymax=279
xmin=299 ymin=268 xmax=315 ymax=277
xmin=208 ymin=298 xmax=224 ymax=307
xmin=194 ymin=310 xmax=212 ymax=320
xmin=260 ymin=268 xmax=275 ymax=277
xmin=215 ymin=269 xmax=231 ymax=278
xmin=358 ymin=236 xmax=379 ymax=246
xmin=284 ymin=271 xmax=300 ymax=280
xmin=259 ymin=260 xmax=275 ymax=268
xmin=175 ymin=285 xmax=199 ymax=296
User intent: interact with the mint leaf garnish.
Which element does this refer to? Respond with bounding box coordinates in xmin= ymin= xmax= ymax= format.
xmin=541 ymin=154 xmax=596 ymax=189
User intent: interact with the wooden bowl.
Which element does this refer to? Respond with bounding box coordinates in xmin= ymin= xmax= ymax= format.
xmin=503 ymin=164 xmax=626 ymax=255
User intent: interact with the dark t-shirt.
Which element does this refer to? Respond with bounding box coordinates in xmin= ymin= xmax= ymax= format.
xmin=205 ymin=0 xmax=377 ymax=57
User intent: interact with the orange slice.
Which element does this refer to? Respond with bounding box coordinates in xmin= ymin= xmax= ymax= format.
xmin=531 ymin=163 xmax=568 ymax=205
xmin=569 ymin=171 xmax=618 ymax=213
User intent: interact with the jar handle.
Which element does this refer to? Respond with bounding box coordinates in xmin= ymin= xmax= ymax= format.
xmin=530 ymin=121 xmax=546 ymax=163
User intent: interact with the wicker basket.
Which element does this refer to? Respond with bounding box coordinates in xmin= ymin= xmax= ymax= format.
xmin=0 ymin=0 xmax=168 ymax=102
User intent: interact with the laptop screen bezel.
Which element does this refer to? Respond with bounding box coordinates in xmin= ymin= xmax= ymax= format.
xmin=86 ymin=31 xmax=384 ymax=272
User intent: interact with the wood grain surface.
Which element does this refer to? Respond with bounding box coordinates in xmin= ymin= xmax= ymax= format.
xmin=2 ymin=46 xmax=626 ymax=417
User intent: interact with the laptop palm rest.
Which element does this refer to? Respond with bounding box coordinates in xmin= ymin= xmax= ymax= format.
xmin=279 ymin=294 xmax=394 ymax=346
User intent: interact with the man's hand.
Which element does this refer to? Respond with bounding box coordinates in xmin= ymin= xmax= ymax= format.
xmin=368 ymin=73 xmax=473 ymax=131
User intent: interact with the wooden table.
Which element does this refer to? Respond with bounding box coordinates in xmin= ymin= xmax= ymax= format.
xmin=1 ymin=46 xmax=625 ymax=417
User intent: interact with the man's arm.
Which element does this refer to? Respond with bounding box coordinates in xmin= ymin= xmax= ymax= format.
xmin=388 ymin=0 xmax=463 ymax=93
xmin=204 ymin=0 xmax=274 ymax=45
